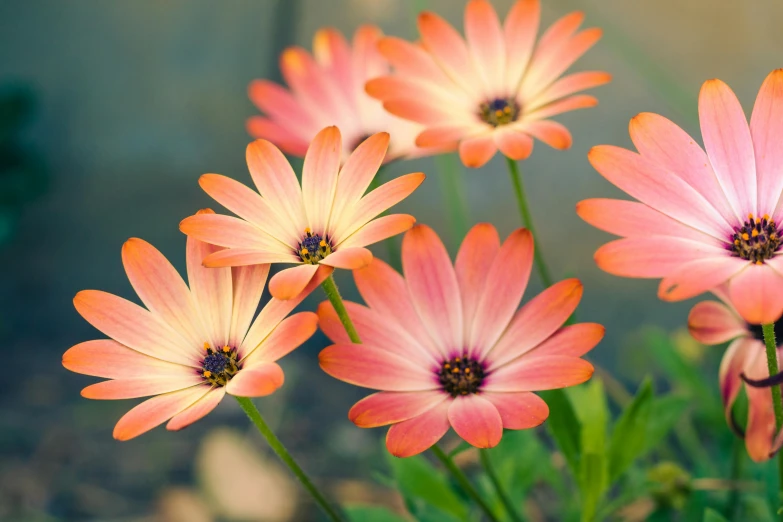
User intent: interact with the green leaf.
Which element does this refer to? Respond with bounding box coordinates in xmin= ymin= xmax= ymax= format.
xmin=608 ymin=378 xmax=653 ymax=481
xmin=579 ymin=452 xmax=608 ymax=522
xmin=645 ymin=394 xmax=690 ymax=453
xmin=345 ymin=505 xmax=408 ymax=522
xmin=703 ymin=508 xmax=730 ymax=522
xmin=385 ymin=452 xmax=469 ymax=520
xmin=540 ymin=388 xmax=582 ymax=476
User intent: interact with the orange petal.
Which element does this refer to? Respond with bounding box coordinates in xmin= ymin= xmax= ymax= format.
xmin=242 ymin=311 xmax=319 ymax=365
xmin=385 ymin=400 xmax=451 ymax=457
xmin=82 ymin=377 xmax=201 ymax=400
xmin=448 ymin=394 xmax=503 ymax=448
xmin=494 ymin=129 xmax=534 ymax=160
xmin=228 ymin=264 xmax=271 ymax=348
xmin=302 ymin=126 xmax=342 ymax=234
xmin=63 ymin=340 xmax=188 ymax=379
xmin=503 ymin=0 xmax=540 ymax=92
xmin=522 ymin=120 xmax=572 ymax=150
xmin=465 ymin=0 xmax=505 ymax=89
xmin=339 ymin=214 xmax=416 ymax=249
xmin=349 ymin=391 xmax=448 ymax=428
xmin=459 ymin=134 xmax=497 ymax=168
xmin=456 ymin=223 xmax=501 ymax=339
xmin=483 ymin=391 xmax=549 ymax=430
xmin=688 ymin=301 xmax=747 ymax=345
xmin=268 ymin=264 xmax=320 ymax=300
xmin=246 ymin=116 xmax=309 ymax=157
xmin=487 ymin=355 xmax=594 ymax=392
xmin=226 ymin=363 xmax=285 ymax=397
xmin=319 ymin=247 xmax=372 ymax=270
xmin=113 ymin=386 xmax=212 ymax=441
xmin=167 ymin=387 xmax=226 ymax=431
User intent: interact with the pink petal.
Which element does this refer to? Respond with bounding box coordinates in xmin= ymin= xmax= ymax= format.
xmin=469 ymin=229 xmax=534 ymax=359
xmin=629 ymin=112 xmax=737 ymax=224
xmin=82 ymin=377 xmax=202 ymax=400
xmin=113 ymin=386 xmax=212 ymax=441
xmin=699 ymin=79 xmax=757 ymax=217
xmin=228 ymin=264 xmax=270 ymax=348
xmin=248 ymin=79 xmax=317 ymax=134
xmin=521 ymin=120 xmax=572 ymax=150
xmin=527 ymin=323 xmax=605 ymax=358
xmin=576 ymin=198 xmax=719 ymax=243
xmin=503 ymin=0 xmax=540 ymax=92
xmin=226 ymin=363 xmax=285 ymax=397
xmin=718 ymin=337 xmax=756 ymax=427
xmin=319 ymin=344 xmax=438 ymax=391
xmin=179 ymin=213 xmax=287 ymax=254
xmin=751 ymin=70 xmax=783 ymax=220
xmin=728 ymin=264 xmax=783 ymax=325
xmin=331 ymin=132 xmax=390 ymax=222
xmin=465 ymin=0 xmax=504 ymax=89
xmin=349 ymin=391 xmax=449 ymax=428
xmin=744 ymin=347 xmax=777 ymax=462
xmin=279 ymin=47 xmax=354 ymax=122
xmin=376 ymin=36 xmax=454 ymax=88
xmin=302 ymin=126 xmax=342 ymax=234
xmin=415 ymin=126 xmax=472 ymax=149
xmin=486 ymin=279 xmax=582 ymax=367
xmin=382 ymin=98 xmax=456 ymax=126
xmin=202 ymin=249 xmax=296 ymax=268
xmin=319 ymin=247 xmax=372 ymax=269
xmin=313 ymin=28 xmax=353 ymax=94
xmin=418 ymin=11 xmax=483 ymax=95
xmin=487 ymin=355 xmax=594 ymax=392
xmin=73 ymin=290 xmax=196 ymax=367
xmin=526 ymin=94 xmax=597 ymax=120
xmin=529 ymin=71 xmax=611 ymax=112
xmin=588 ymin=145 xmax=731 ymax=239
xmin=455 ymin=223 xmax=501 ymax=341
xmin=246 ymin=116 xmax=309 ymax=157
xmin=365 ymin=77 xmax=468 ymax=113
xmin=268 ymin=264 xmax=321 ymax=301
xmin=494 ymin=129 xmax=534 ymax=160
xmin=338 ymin=214 xmax=416 ymax=249
xmin=241 ymin=311 xmax=318 ymax=366
xmin=459 ymin=134 xmax=498 ymax=168
xmin=448 ymin=394 xmax=503 ymax=449
xmin=353 ymin=25 xmax=389 ymax=93
xmin=186 ymin=232 xmax=233 ymax=351
xmin=594 ymin=237 xmax=728 ymax=278
xmin=63 ymin=340 xmax=190 ymax=379
xmin=167 ymin=387 xmax=226 ymax=431
xmin=245 ymin=139 xmax=308 ymax=234
xmin=658 ymin=256 xmax=744 ymax=301
xmin=483 ymin=391 xmax=549 ymax=430
xmin=688 ymin=300 xmax=747 ymax=345
xmin=402 ymin=225 xmax=463 ymax=358
xmin=385 ymin=400 xmax=451 ymax=457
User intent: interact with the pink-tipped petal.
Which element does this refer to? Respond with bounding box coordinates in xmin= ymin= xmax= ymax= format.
xmin=246 ymin=116 xmax=309 ymax=157
xmin=319 ymin=247 xmax=372 ymax=269
xmin=469 ymin=229 xmax=534 ymax=358
xmin=594 ymin=237 xmax=728 ymax=278
xmin=483 ymin=391 xmax=549 ymax=430
xmin=718 ymin=337 xmax=755 ymax=426
xmin=112 ymin=386 xmax=212 ymax=441
xmin=522 ymin=120 xmax=572 ymax=150
xmin=418 ymin=11 xmax=482 ymax=95
xmin=459 ymin=134 xmax=498 ymax=168
xmin=487 ymin=355 xmax=594 ymax=392
xmin=229 ymin=264 xmax=270 ymax=348
xmin=527 ymin=323 xmax=605 ymax=358
xmin=248 ymin=79 xmax=317 ymax=133
xmin=226 ymin=363 xmax=285 ymax=397
xmin=82 ymin=377 xmax=202 ymax=400
xmin=339 ymin=214 xmax=416 ymax=249
xmin=465 ymin=0 xmax=505 ymax=89
xmin=186 ymin=234 xmax=233 ymax=352
xmin=376 ymin=36 xmax=453 ymax=89
xmin=319 ymin=344 xmax=438 ymax=391
xmin=688 ymin=301 xmax=747 ymax=345
xmin=728 ymin=264 xmax=783 ymax=325
xmin=523 ymin=27 xmax=602 ymax=98
xmin=349 ymin=391 xmax=448 ymax=428
xmin=751 ymin=70 xmax=783 ymax=219
xmin=63 ymin=340 xmax=189 ymax=379
xmin=402 ymin=225 xmax=463 ymax=357
xmin=494 ymin=129 xmax=534 ymax=160
xmin=448 ymin=394 xmax=503 ymax=449
xmin=456 ymin=223 xmax=501 ymax=340
xmin=332 ymin=132 xmax=390 ymax=218
xmin=385 ymin=400 xmax=451 ymax=457
xmin=658 ymin=257 xmax=744 ymax=302
xmin=503 ymin=0 xmax=540 ymax=91
xmin=167 ymin=387 xmax=226 ymax=431
xmin=313 ymin=28 xmax=353 ymax=93
xmin=302 ymin=126 xmax=342 ymax=233
xmin=268 ymin=264 xmax=321 ymax=301
xmin=242 ymin=311 xmax=318 ymax=365
xmin=487 ymin=279 xmax=583 ymax=367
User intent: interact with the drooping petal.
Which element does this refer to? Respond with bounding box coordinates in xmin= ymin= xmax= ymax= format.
xmin=503 ymin=0 xmax=540 ymax=92
xmin=744 ymin=348 xmax=777 ymax=462
xmin=241 ymin=311 xmax=318 ymax=365
xmin=658 ymin=256 xmax=744 ymax=302
xmin=113 ymin=386 xmax=212 ymax=441
xmin=82 ymin=377 xmax=202 ymax=400
xmin=459 ymin=134 xmax=498 ymax=168
xmin=186 ymin=233 xmax=233 ymax=350
xmin=166 ymin=387 xmax=226 ymax=431
xmin=455 ymin=223 xmax=501 ymax=341
xmin=228 ymin=264 xmax=270 ymax=348
xmin=594 ymin=237 xmax=728 ymax=278
xmin=718 ymin=337 xmax=756 ymax=427
xmin=494 ymin=128 xmax=534 ymax=160
xmin=751 ymin=70 xmax=783 ymax=220
xmin=63 ymin=340 xmax=191 ymax=379
xmin=728 ymin=264 xmax=783 ymax=325
xmin=302 ymin=126 xmax=342 ymax=234
xmin=226 ymin=363 xmax=285 ymax=397
xmin=338 ymin=214 xmax=416 ymax=249
xmin=385 ymin=400 xmax=451 ymax=457
xmin=526 ymin=323 xmax=605 ymax=358
xmin=319 ymin=344 xmax=439 ymax=391
xmin=485 ymin=279 xmax=582 ymax=367
xmin=268 ymin=264 xmax=321 ymax=301
xmin=482 ymin=391 xmax=549 ymax=430
xmin=699 ymin=79 xmax=757 ymax=217
xmin=349 ymin=391 xmax=449 ymax=428
xmin=402 ymin=225 xmax=463 ymax=357
xmin=689 ymin=300 xmax=748 ymax=345
xmin=465 ymin=0 xmax=505 ymax=90
xmin=448 ymin=394 xmax=503 ymax=448
xmin=486 ymin=355 xmax=594 ymax=392
xmin=318 ymin=247 xmax=372 ymax=269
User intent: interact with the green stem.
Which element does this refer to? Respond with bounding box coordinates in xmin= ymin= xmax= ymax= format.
xmin=480 ymin=449 xmax=524 ymax=522
xmin=435 ymin=153 xmax=470 ymax=247
xmin=725 ymin=436 xmax=743 ymax=520
xmin=505 ymin=157 xmax=553 ymax=287
xmin=369 ymin=167 xmax=401 ymax=270
xmin=321 ymin=275 xmax=361 ymax=343
xmin=431 ymin=444 xmax=500 ymax=522
xmin=761 ymin=323 xmax=783 ymax=516
xmin=235 ymin=397 xmax=344 ymax=522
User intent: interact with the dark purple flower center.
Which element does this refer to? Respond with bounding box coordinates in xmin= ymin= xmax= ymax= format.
xmin=438 ymin=355 xmax=485 ymax=397
xmin=200 ymin=343 xmax=240 ymax=386
xmin=729 ymin=213 xmax=781 ymax=263
xmin=298 ymin=228 xmax=332 ymax=264
xmin=479 ymin=97 xmax=520 ymax=127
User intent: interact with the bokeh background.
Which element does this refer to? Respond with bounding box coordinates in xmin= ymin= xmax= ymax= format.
xmin=2 ymin=0 xmax=782 ymax=520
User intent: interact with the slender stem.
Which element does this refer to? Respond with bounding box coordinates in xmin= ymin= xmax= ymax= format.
xmin=431 ymin=444 xmax=500 ymax=522
xmin=321 ymin=275 xmax=361 ymax=343
xmin=505 ymin=157 xmax=553 ymax=287
xmin=761 ymin=323 xmax=783 ymax=516
xmin=235 ymin=397 xmax=344 ymax=522
xmin=369 ymin=167 xmax=401 ymax=270
xmin=480 ymin=449 xmax=524 ymax=522
xmin=435 ymin=153 xmax=470 ymax=247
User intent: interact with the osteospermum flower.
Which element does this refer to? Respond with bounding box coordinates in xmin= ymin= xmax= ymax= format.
xmin=688 ymin=286 xmax=783 ymax=461
xmin=180 ymin=127 xmax=424 ymax=300
xmin=248 ymin=26 xmax=435 ymax=162
xmin=63 ymin=223 xmax=323 ymax=440
xmin=579 ymin=70 xmax=783 ymax=325
xmin=318 ymin=224 xmax=602 ymax=457
xmin=365 ymin=0 xmax=609 ymax=168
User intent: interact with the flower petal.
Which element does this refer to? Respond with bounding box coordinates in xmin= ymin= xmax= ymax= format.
xmin=179 ymin=213 xmax=288 ymax=254
xmin=594 ymin=237 xmax=728 ymax=278
xmin=226 ymin=362 xmax=285 ymax=397
xmin=376 ymin=36 xmax=454 ymax=88
xmin=448 ymin=394 xmax=503 ymax=449
xmin=349 ymin=391 xmax=449 ymax=428
xmin=339 ymin=214 xmax=416 ymax=249
xmin=186 ymin=233 xmax=233 ymax=350
xmin=268 ymin=264 xmax=321 ymax=301
xmin=526 ymin=94 xmax=597 ymax=120
xmin=330 ymin=132 xmax=390 ymax=223
xmin=688 ymin=300 xmax=748 ymax=345
xmin=302 ymin=126 xmax=342 ymax=234
xmin=719 ymin=337 xmax=756 ymax=427
xmin=166 ymin=387 xmax=226 ymax=431
xmin=319 ymin=247 xmax=372 ymax=269
xmin=459 ymin=134 xmax=497 ymax=168
xmin=248 ymin=79 xmax=318 ymax=135
xmin=658 ymin=256 xmax=744 ymax=302
xmin=494 ymin=129 xmax=534 ymax=160
xmin=528 ymin=71 xmax=611 ymax=112
xmin=319 ymin=344 xmax=438 ymax=391
xmin=465 ymin=0 xmax=504 ymax=89
xmin=728 ymin=264 xmax=783 ymax=325
xmin=744 ymin=348 xmax=777 ymax=462
xmin=418 ymin=11 xmax=482 ymax=95
xmin=63 ymin=340 xmax=190 ymax=379
xmin=526 ymin=323 xmax=605 ymax=358
xmin=487 ymin=355 xmax=594 ymax=392
xmin=246 ymin=116 xmax=309 ymax=157
xmin=385 ymin=400 xmax=451 ymax=457
xmin=503 ymin=0 xmax=540 ymax=92
xmin=456 ymin=223 xmax=501 ymax=342
xmin=82 ymin=377 xmax=201 ymax=400
xmin=482 ymin=391 xmax=549 ymax=430
xmin=241 ymin=311 xmax=318 ymax=365
xmin=751 ymin=70 xmax=783 ymax=220
xmin=520 ymin=120 xmax=571 ymax=150
xmin=202 ymin=249 xmax=296 ymax=268
xmin=113 ymin=386 xmax=212 ymax=441
xmin=228 ymin=264 xmax=270 ymax=348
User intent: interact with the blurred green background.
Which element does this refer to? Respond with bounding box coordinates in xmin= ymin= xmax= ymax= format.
xmin=1 ymin=0 xmax=782 ymax=520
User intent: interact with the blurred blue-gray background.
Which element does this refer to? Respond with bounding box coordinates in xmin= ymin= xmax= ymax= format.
xmin=1 ymin=0 xmax=782 ymax=520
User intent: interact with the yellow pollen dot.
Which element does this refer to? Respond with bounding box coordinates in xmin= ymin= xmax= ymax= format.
xmin=305 ymin=227 xmax=312 ymax=235
xmin=452 ymin=367 xmax=459 ymax=373
xmin=748 ymin=213 xmax=754 ymax=220
xmin=222 ymin=345 xmax=230 ymax=352
xmin=734 ymin=239 xmax=740 ymax=245
xmin=444 ymin=363 xmax=450 ymax=369
xmin=320 ymin=240 xmax=327 ymax=247
xmin=204 ymin=342 xmax=210 ymax=350
xmin=465 ymin=368 xmax=471 ymax=373
xmin=756 ymin=260 xmax=763 ymax=265
xmin=203 ymin=370 xmax=212 ymax=378
xmin=764 ymin=214 xmax=771 ymax=221
xmin=742 ymin=233 xmax=750 ymax=241
xmin=504 ymin=106 xmax=511 ymax=113
xmin=301 ymin=247 xmax=309 ymax=254
xmin=455 ymin=357 xmax=461 ymax=362
xmin=752 ymin=229 xmax=760 ymax=237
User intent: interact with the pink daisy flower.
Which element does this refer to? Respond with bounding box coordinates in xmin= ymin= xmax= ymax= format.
xmin=365 ymin=0 xmax=610 ymax=168
xmin=248 ymin=25 xmax=436 ymax=162
xmin=180 ymin=127 xmax=424 ymax=300
xmin=688 ymin=286 xmax=783 ymax=461
xmin=318 ymin=223 xmax=603 ymax=457
xmin=579 ymin=70 xmax=783 ymax=325
xmin=63 ymin=220 xmax=324 ymax=440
